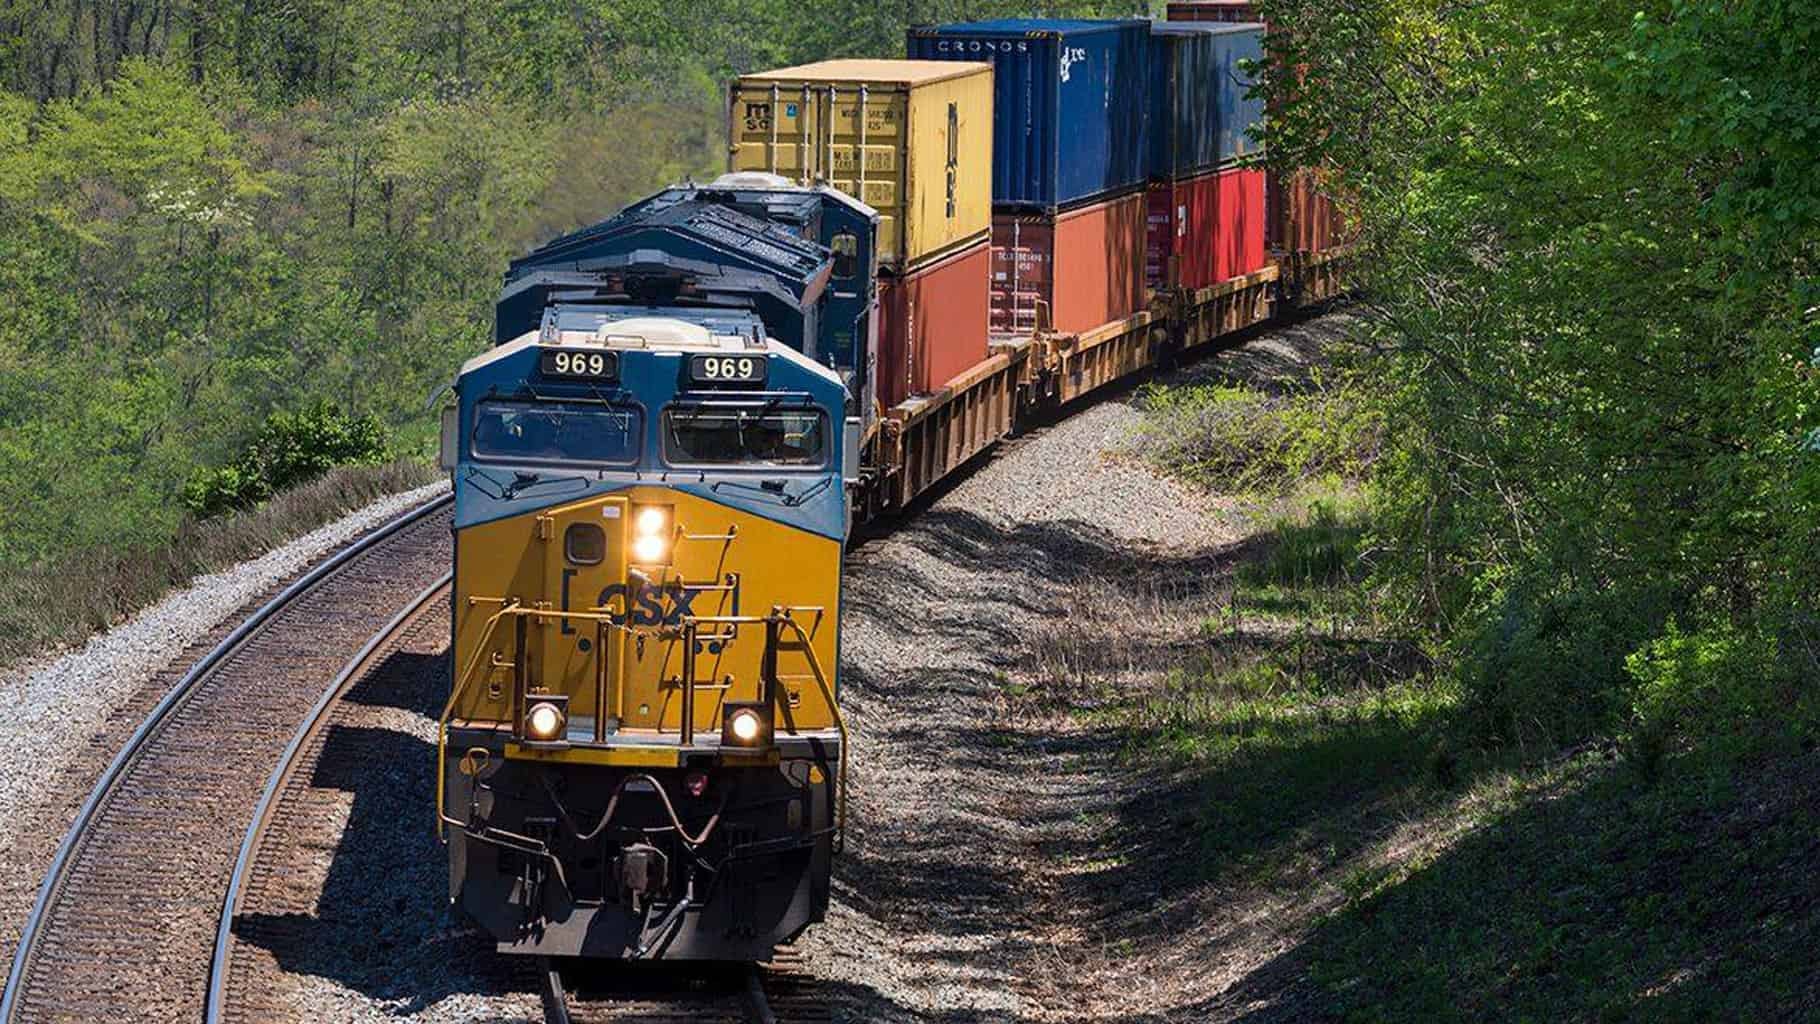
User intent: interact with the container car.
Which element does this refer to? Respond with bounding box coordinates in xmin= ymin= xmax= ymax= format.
xmin=907 ymin=19 xmax=1151 ymax=211
xmin=1149 ymin=22 xmax=1265 ymax=178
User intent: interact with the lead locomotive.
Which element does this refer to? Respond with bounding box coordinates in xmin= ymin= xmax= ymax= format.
xmin=436 ymin=174 xmax=872 ymax=960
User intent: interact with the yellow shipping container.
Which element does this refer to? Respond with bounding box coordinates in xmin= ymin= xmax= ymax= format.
xmin=730 ymin=59 xmax=993 ymax=272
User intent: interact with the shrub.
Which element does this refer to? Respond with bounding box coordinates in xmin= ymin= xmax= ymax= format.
xmin=184 ymin=402 xmax=388 ymax=517
xmin=1626 ymin=617 xmax=1809 ymax=765
xmin=1128 ymin=372 xmax=1382 ymax=496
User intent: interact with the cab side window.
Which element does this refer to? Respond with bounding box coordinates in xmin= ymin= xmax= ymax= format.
xmin=830 ymin=231 xmax=859 ymax=281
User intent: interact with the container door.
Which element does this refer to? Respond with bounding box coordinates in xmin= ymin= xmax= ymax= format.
xmin=539 ymin=495 xmax=629 ymax=739
xmin=731 ymin=82 xmax=818 ymax=185
xmin=990 ymin=215 xmax=1053 ymax=335
xmin=825 ymin=85 xmax=908 ymax=268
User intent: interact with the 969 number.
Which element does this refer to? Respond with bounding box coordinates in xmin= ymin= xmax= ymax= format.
xmin=691 ymin=354 xmax=765 ymax=384
xmin=540 ymin=348 xmax=616 ymax=380
xmin=552 ymin=351 xmax=608 ymax=376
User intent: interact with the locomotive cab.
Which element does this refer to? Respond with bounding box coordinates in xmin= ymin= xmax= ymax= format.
xmin=439 ymin=308 xmax=848 ymax=961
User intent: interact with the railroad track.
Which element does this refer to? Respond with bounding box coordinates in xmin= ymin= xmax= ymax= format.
xmin=0 ymin=495 xmax=452 ymax=1024
xmin=205 ymin=572 xmax=450 ymax=1023
xmin=539 ymin=947 xmax=826 ymax=1024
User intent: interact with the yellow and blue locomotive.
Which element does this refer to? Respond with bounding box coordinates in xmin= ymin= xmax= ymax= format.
xmin=436 ymin=175 xmax=874 ymax=961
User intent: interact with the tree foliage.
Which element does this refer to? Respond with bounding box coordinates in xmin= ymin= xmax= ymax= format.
xmin=1256 ymin=0 xmax=1820 ymax=748
xmin=0 ymin=0 xmax=1136 ymax=575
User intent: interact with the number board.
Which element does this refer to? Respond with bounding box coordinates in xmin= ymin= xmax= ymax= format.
xmin=540 ymin=348 xmax=618 ymax=381
xmin=689 ymin=353 xmax=767 ymax=386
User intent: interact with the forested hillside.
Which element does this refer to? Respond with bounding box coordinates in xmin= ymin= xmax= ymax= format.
xmin=0 ymin=1 xmax=1139 ymax=625
xmin=1257 ymin=0 xmax=1818 ymax=754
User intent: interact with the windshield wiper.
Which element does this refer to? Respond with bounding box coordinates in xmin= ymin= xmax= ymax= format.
xmin=711 ymin=475 xmax=833 ymax=508
xmin=465 ymin=466 xmax=589 ymax=502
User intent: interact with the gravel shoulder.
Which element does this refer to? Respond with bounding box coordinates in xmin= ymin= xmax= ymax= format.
xmin=799 ymin=315 xmax=1352 ymax=1021
xmin=0 ymin=480 xmax=448 ymax=968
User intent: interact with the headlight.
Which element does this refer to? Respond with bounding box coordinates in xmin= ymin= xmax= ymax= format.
xmin=721 ymin=702 xmax=772 ymax=748
xmin=630 ymin=503 xmax=672 ymax=565
xmin=525 ymin=699 xmax=567 ymax=741
xmin=729 ymin=709 xmax=762 ymax=742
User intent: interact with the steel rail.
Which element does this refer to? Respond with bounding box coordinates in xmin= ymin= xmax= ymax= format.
xmin=539 ymin=959 xmax=777 ymax=1023
xmin=202 ymin=570 xmax=451 ymax=1024
xmin=0 ymin=490 xmax=453 ymax=1022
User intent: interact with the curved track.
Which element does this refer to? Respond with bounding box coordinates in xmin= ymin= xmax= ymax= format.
xmin=0 ymin=494 xmax=452 ymax=1024
xmin=205 ymin=573 xmax=450 ymax=1023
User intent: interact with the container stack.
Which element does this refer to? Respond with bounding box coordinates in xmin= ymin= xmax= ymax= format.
xmin=1145 ymin=21 xmax=1269 ymax=292
xmin=729 ymin=59 xmax=995 ymax=407
xmin=908 ymin=19 xmax=1153 ymax=337
xmin=1162 ymin=3 xmax=1346 ymax=260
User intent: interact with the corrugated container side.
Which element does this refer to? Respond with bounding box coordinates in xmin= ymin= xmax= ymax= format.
xmin=1212 ymin=26 xmax=1265 ymax=165
xmin=990 ymin=189 xmax=1147 ymax=335
xmin=876 ymin=236 xmax=991 ymax=406
xmin=1213 ymin=166 xmax=1268 ymax=281
xmin=1149 ymin=27 xmax=1218 ymax=179
xmin=730 ymin=61 xmax=993 ymax=270
xmin=1147 ymin=170 xmax=1216 ymax=290
xmin=1278 ymin=168 xmax=1346 ymax=253
xmin=1165 ymin=1 xmax=1258 ymax=23
xmin=908 ymin=20 xmax=1150 ymax=210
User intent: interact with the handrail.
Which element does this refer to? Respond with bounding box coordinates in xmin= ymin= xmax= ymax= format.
xmin=438 ymin=603 xmax=845 ymax=847
xmin=776 ymin=614 xmax=848 ymax=853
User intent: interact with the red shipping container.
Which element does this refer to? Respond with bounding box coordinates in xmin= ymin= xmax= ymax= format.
xmin=875 ymin=237 xmax=991 ymax=407
xmin=1165 ymin=1 xmax=1259 ymax=23
xmin=1148 ymin=166 xmax=1268 ymax=290
xmin=990 ymin=190 xmax=1147 ymax=336
xmin=1148 ymin=172 xmax=1213 ymax=289
xmin=1214 ymin=166 xmax=1268 ymax=281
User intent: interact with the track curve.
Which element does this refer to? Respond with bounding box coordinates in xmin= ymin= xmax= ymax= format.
xmin=204 ymin=572 xmax=450 ymax=1023
xmin=0 ymin=493 xmax=452 ymax=1024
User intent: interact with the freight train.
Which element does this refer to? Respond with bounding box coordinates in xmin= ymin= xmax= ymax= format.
xmin=434 ymin=11 xmax=1346 ymax=964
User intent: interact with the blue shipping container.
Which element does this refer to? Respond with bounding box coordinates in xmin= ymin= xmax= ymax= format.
xmin=1149 ymin=24 xmax=1216 ymax=178
xmin=1215 ymin=23 xmax=1265 ymax=167
xmin=1149 ymin=22 xmax=1265 ymax=179
xmin=908 ymin=19 xmax=1150 ymax=211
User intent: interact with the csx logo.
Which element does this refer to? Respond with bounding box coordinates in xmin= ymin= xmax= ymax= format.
xmin=559 ymin=575 xmax=736 ymax=630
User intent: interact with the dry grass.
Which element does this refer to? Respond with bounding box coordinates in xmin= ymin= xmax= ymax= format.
xmin=0 ymin=460 xmax=438 ymax=666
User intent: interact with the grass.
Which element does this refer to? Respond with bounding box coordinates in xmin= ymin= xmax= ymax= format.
xmin=1018 ymin=452 xmax=1820 ymax=1019
xmin=0 ymin=459 xmax=438 ymax=667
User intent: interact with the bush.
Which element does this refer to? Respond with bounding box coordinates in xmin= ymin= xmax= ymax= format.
xmin=183 ymin=402 xmax=388 ymax=518
xmin=1626 ymin=617 xmax=1809 ymax=766
xmin=1128 ymin=372 xmax=1382 ymax=496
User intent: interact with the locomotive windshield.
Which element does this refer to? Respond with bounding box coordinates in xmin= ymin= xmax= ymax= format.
xmin=663 ymin=404 xmax=827 ymax=466
xmin=472 ymin=399 xmax=642 ymax=466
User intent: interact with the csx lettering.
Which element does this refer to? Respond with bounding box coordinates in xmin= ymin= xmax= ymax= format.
xmin=590 ymin=581 xmax=698 ymax=627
